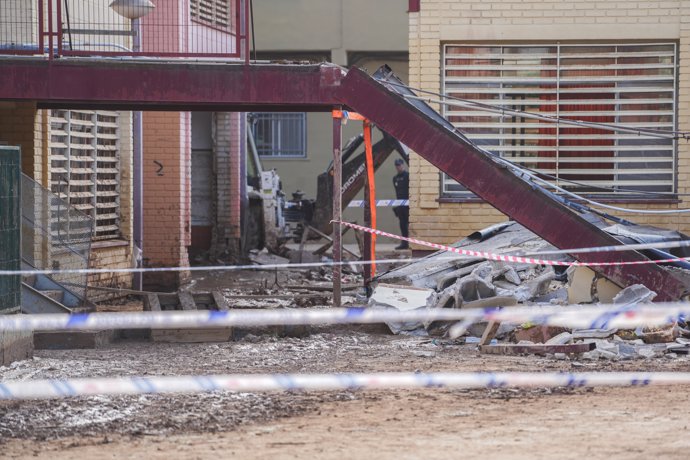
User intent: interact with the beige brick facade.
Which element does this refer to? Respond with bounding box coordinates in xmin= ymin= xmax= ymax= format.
xmin=409 ymin=0 xmax=690 ymax=246
xmin=142 ymin=111 xmax=191 ymax=290
xmin=0 ymin=103 xmax=135 ymax=302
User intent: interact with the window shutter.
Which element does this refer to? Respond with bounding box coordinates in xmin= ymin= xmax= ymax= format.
xmin=442 ymin=43 xmax=677 ymax=196
xmin=50 ymin=109 xmax=121 ymax=240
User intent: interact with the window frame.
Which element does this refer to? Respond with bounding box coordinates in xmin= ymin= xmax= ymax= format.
xmin=440 ymin=42 xmax=678 ymax=200
xmin=250 ymin=112 xmax=308 ymax=159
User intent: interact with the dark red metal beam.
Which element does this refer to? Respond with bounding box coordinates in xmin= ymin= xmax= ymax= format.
xmin=0 ymin=59 xmax=343 ymax=111
xmin=335 ymin=67 xmax=689 ymax=300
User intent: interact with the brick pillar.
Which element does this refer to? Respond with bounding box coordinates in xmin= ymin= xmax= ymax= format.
xmin=142 ymin=111 xmax=191 ymax=290
xmin=0 ymin=102 xmax=45 ymax=183
xmin=211 ymin=112 xmax=243 ymax=261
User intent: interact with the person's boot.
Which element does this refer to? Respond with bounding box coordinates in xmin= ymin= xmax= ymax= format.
xmin=395 ymin=242 xmax=409 ymax=250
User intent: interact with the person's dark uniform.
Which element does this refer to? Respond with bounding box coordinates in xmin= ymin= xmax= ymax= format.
xmin=393 ymin=158 xmax=409 ymax=250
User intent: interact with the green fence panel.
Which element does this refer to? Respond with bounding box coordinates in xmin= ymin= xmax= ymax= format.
xmin=0 ymin=146 xmax=21 ymax=313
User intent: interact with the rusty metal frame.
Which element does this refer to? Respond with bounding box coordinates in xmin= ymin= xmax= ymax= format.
xmin=0 ymin=60 xmax=344 ymax=111
xmin=2 ymin=0 xmax=246 ymax=60
xmin=335 ymin=67 xmax=689 ymax=300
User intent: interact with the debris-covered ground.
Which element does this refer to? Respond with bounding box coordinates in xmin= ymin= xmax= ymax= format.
xmin=2 ymin=331 xmax=690 ymax=459
xmin=4 ymin=234 xmax=690 ymax=459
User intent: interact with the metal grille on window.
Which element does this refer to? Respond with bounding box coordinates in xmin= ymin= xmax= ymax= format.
xmin=50 ymin=110 xmax=121 ymax=240
xmin=190 ymin=0 xmax=232 ymax=29
xmin=250 ymin=113 xmax=307 ymax=158
xmin=441 ymin=43 xmax=677 ymax=197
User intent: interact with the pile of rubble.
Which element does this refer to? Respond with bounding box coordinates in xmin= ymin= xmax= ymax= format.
xmin=368 ymin=221 xmax=690 ymax=359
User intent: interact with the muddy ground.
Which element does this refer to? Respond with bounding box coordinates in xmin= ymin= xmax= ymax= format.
xmin=2 ymin=266 xmax=690 ymax=459
xmin=2 ymin=331 xmax=690 ymax=459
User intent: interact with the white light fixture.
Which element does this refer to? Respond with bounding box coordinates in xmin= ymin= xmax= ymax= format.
xmin=109 ymin=0 xmax=156 ymax=20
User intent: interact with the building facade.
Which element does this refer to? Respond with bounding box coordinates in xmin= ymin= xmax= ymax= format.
xmin=408 ymin=0 xmax=690 ymax=246
xmin=252 ymin=0 xmax=410 ymax=239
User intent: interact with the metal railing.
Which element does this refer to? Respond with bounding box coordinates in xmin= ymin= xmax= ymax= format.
xmin=21 ymin=174 xmax=93 ymax=301
xmin=0 ymin=0 xmax=248 ymax=60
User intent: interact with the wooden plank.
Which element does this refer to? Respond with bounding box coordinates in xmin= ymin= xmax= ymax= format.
xmin=479 ymin=321 xmax=501 ymax=346
xmin=143 ymin=294 xmax=161 ymax=311
xmin=212 ymin=291 xmax=230 ymax=311
xmin=151 ymin=328 xmax=232 ymax=343
xmin=34 ymin=330 xmax=115 ymax=350
xmin=479 ymin=342 xmax=596 ymax=356
xmin=179 ymin=291 xmax=197 ymax=311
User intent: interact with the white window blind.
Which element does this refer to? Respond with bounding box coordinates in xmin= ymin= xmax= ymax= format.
xmin=50 ymin=110 xmax=121 ymax=240
xmin=190 ymin=0 xmax=233 ymax=30
xmin=251 ymin=113 xmax=307 ymax=158
xmin=441 ymin=43 xmax=677 ymax=197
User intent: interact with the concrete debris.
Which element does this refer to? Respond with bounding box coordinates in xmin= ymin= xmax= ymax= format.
xmin=370 ymin=221 xmax=690 ymax=356
xmin=368 ymin=284 xmax=436 ymax=334
xmin=635 ymin=323 xmax=678 ymax=344
xmin=572 ymin=328 xmax=618 ymax=339
xmin=512 ymin=326 xmax=570 ymax=344
xmin=612 ymin=284 xmax=657 ymax=305
xmin=566 ymin=266 xmax=622 ymax=304
xmin=545 ymin=332 xmax=573 ymax=345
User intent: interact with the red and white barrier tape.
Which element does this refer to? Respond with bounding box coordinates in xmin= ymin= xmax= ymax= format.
xmin=335 ymin=221 xmax=690 ymax=267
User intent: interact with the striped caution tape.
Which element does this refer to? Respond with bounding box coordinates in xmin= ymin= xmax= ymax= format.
xmin=0 ymin=303 xmax=689 ymax=333
xmin=0 ymin=258 xmax=415 ymax=277
xmin=348 ymin=200 xmax=409 ymax=207
xmin=1 ymin=372 xmax=689 ymax=400
xmin=335 ymin=221 xmax=690 ymax=267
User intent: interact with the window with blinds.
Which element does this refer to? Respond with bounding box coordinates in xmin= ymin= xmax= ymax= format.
xmin=190 ymin=0 xmax=233 ymax=30
xmin=50 ymin=110 xmax=121 ymax=240
xmin=441 ymin=43 xmax=677 ymax=197
xmin=250 ymin=113 xmax=307 ymax=158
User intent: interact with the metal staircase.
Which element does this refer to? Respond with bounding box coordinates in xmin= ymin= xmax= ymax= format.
xmin=20 ymin=174 xmax=94 ymax=313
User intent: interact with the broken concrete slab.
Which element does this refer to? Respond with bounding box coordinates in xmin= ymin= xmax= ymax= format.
xmin=572 ymin=328 xmax=618 ymax=339
xmin=566 ymin=266 xmax=622 ymax=304
xmin=545 ymin=332 xmax=573 ymax=345
xmin=369 ymin=283 xmax=436 ymax=334
xmin=613 ymin=284 xmax=657 ymax=305
xmin=370 ymin=283 xmax=435 ymax=311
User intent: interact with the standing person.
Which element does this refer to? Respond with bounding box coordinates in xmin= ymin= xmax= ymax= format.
xmin=392 ymin=158 xmax=409 ymax=250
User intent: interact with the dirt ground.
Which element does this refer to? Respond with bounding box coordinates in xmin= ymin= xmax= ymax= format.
xmin=2 ymin=330 xmax=690 ymax=459
xmin=3 ymin=266 xmax=690 ymax=459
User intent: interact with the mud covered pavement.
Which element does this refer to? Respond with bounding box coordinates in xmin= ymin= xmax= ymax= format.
xmin=2 ymin=330 xmax=690 ymax=459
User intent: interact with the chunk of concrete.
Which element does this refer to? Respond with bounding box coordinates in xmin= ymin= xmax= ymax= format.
xmin=572 ymin=328 xmax=618 ymax=339
xmin=613 ymin=284 xmax=657 ymax=305
xmin=545 ymin=331 xmax=573 ymax=345
xmin=369 ymin=283 xmax=436 ymax=334
xmin=566 ymin=266 xmax=622 ymax=304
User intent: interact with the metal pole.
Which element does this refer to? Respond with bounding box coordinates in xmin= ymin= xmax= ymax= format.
xmin=132 ymin=18 xmax=143 ymax=290
xmin=363 ymin=121 xmax=376 ymax=280
xmin=243 ymin=0 xmax=250 ymax=65
xmin=332 ymin=110 xmax=343 ymax=308
xmin=47 ymin=0 xmax=53 ymax=60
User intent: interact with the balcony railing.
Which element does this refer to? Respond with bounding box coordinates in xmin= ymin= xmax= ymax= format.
xmin=0 ymin=0 xmax=249 ymax=60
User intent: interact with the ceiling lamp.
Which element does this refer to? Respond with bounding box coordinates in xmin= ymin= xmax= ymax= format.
xmin=109 ymin=0 xmax=156 ymax=20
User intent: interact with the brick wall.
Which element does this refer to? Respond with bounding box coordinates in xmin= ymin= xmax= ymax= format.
xmin=212 ymin=112 xmax=243 ymax=260
xmin=409 ymin=0 xmax=690 ymax=246
xmin=0 ymin=102 xmax=44 ymax=181
xmin=142 ymin=111 xmax=191 ymax=289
